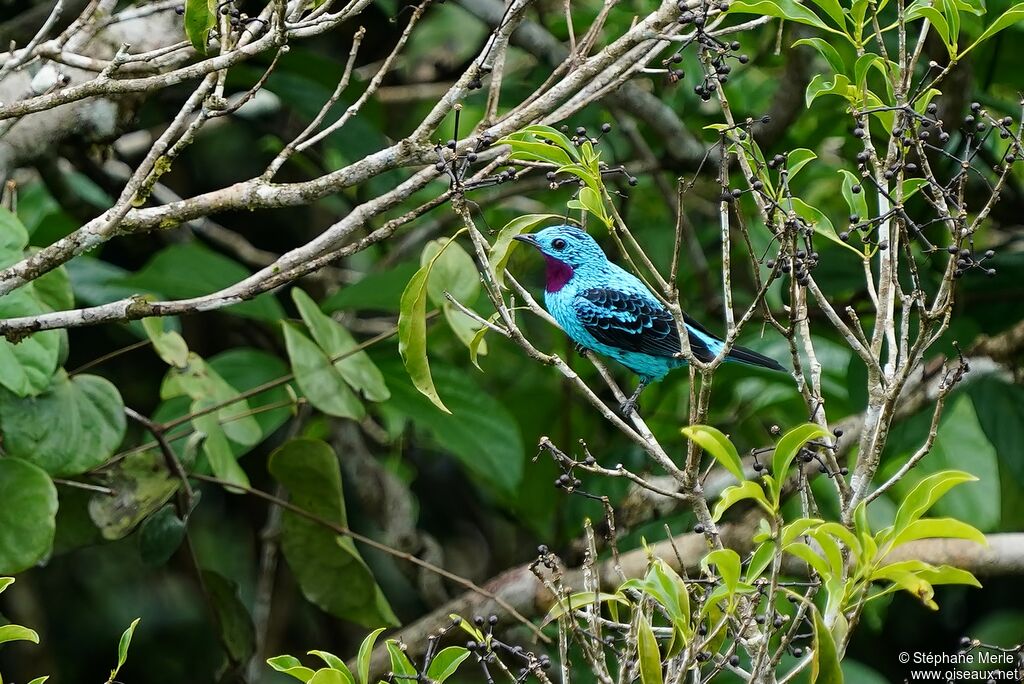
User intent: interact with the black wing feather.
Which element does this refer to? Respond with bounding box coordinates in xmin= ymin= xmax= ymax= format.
xmin=574 ymin=288 xmax=717 ymax=362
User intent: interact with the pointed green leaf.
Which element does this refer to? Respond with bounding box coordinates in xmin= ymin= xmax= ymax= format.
xmin=269 ymin=441 xmax=398 ymax=628
xmin=893 ymin=470 xmax=978 ymax=533
xmin=309 ymin=651 xmax=353 ymax=684
xmin=0 ymin=624 xmax=39 ymax=645
xmin=787 ymin=148 xmax=818 ymax=180
xmin=267 ymin=655 xmax=316 ymax=682
xmin=713 ymin=481 xmax=774 ymax=521
xmin=357 ymin=628 xmax=388 ymax=684
xmin=184 ymin=0 xmax=216 ymax=54
xmin=887 ymin=518 xmax=986 ymax=551
xmin=682 ymin=425 xmax=745 ymax=483
xmin=142 ymin=318 xmax=189 ymax=368
xmin=426 ymin=647 xmax=471 ymax=683
xmin=113 ymin=618 xmax=141 ymax=679
xmin=810 ymin=608 xmax=843 ymax=683
xmin=637 ymin=616 xmax=663 ymax=684
xmin=386 ymin=640 xmax=417 ymax=677
xmin=283 ymin=322 xmax=365 ymax=420
xmin=292 ymin=289 xmax=389 ymax=402
xmin=769 ymin=423 xmax=830 ymax=503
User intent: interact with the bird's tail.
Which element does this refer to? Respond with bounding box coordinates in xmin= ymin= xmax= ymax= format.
xmin=727 ymin=344 xmax=786 ymax=372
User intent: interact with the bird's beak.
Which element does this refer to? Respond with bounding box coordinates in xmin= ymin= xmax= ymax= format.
xmin=513 ymin=234 xmax=540 ymax=248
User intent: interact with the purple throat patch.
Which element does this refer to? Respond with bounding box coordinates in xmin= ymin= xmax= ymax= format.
xmin=544 ymin=256 xmax=574 ymax=292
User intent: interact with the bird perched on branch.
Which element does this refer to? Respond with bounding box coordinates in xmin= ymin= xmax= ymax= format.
xmin=514 ymin=225 xmax=785 ymax=415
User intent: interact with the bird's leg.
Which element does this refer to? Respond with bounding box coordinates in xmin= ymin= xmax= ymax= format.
xmin=620 ymin=378 xmax=650 ymax=416
xmin=573 ymin=342 xmax=589 ymax=357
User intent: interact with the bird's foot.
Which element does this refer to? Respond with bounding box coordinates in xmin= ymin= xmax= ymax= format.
xmin=619 ymin=398 xmax=638 ymax=416
xmin=574 ymin=343 xmax=589 ymax=357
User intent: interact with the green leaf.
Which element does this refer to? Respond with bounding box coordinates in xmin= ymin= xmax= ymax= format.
xmin=184 ymin=0 xmax=216 ymax=54
xmin=893 ymin=469 xmax=979 ymax=533
xmin=637 ymin=616 xmax=663 ymax=684
xmin=727 ymin=0 xmax=841 ymax=32
xmin=208 ymin=348 xmax=292 ymax=446
xmin=913 ymin=563 xmax=982 ymax=588
xmin=504 ymin=140 xmax=576 ymax=167
xmin=887 ymin=517 xmax=986 ymax=551
xmin=398 ymin=234 xmax=466 ymax=414
xmin=310 ymin=669 xmax=348 ymax=684
xmin=357 ymin=628 xmax=388 ymax=684
xmin=963 ymin=2 xmax=1024 ymax=55
xmin=269 ymin=440 xmax=398 ymax=628
xmin=308 ymin=651 xmax=353 ymax=683
xmin=681 ymin=425 xmax=745 ymax=483
xmin=713 ymin=480 xmax=774 ymax=521
xmin=769 ymin=423 xmax=830 ymax=503
xmin=0 ymin=624 xmax=39 ymax=645
xmin=807 ymin=0 xmax=845 ymax=28
xmin=283 ymin=322 xmax=365 ymax=419
xmin=907 ymin=4 xmax=953 ymax=55
xmin=426 ymin=647 xmax=471 ymax=683
xmin=292 ymin=289 xmax=390 ymax=402
xmin=789 ymin=198 xmax=863 ymax=257
xmin=702 ymin=549 xmax=742 ymax=594
xmin=0 ymin=208 xmax=29 ymax=252
xmin=30 ymin=260 xmax=73 ymax=312
xmin=194 ymin=409 xmax=250 ymax=492
xmin=0 ymin=577 xmax=13 ymax=593
xmin=576 ymin=186 xmax=608 ymax=225
xmin=839 ymin=169 xmax=870 ymax=224
xmin=487 ymin=214 xmax=560 ymax=288
xmin=0 ymin=370 xmax=126 ymax=476
xmin=267 ymin=655 xmax=316 ymax=682
xmin=418 ymin=238 xmax=484 ymax=339
xmin=380 ymin=360 xmax=523 ymax=496
xmin=815 ymin=522 xmax=862 ymax=558
xmin=646 ymin=560 xmax=692 ymax=638
xmin=0 ymin=458 xmax=57 ymax=574
xmin=386 ymin=640 xmax=417 ymax=677
xmin=794 ymin=36 xmax=845 ymax=78
xmin=785 ymin=542 xmax=832 ymax=579
xmin=517 ymin=125 xmax=581 ymax=161
xmin=115 ymin=243 xmax=285 ymax=322
xmin=113 ymin=618 xmax=141 ymax=680
xmin=787 ymin=148 xmax=818 ymax=180
xmin=782 ymin=517 xmax=824 ymax=546
xmin=543 ymin=591 xmax=629 ymax=624
xmin=805 ymin=73 xmax=853 ymax=108
xmin=810 ymin=608 xmax=843 ymax=684
xmin=745 ymin=541 xmax=775 ymax=582
xmin=202 ymin=570 xmax=256 ymax=664
xmin=137 ymin=504 xmax=187 ymax=566
xmin=0 ymin=287 xmax=61 ymax=398
xmin=162 ymin=353 xmax=262 ymax=447
xmin=142 ymin=317 xmax=189 ymax=368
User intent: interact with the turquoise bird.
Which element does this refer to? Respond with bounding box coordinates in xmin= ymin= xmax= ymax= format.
xmin=514 ymin=225 xmax=785 ymax=415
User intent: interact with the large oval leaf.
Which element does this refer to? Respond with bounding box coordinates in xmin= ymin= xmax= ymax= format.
xmin=0 ymin=370 xmax=126 ymax=476
xmin=268 ymin=439 xmax=398 ymax=628
xmin=0 ymin=458 xmax=57 ymax=573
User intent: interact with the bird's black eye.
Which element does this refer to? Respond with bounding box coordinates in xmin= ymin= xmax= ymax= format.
xmin=552 ymin=238 xmax=567 ymax=250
